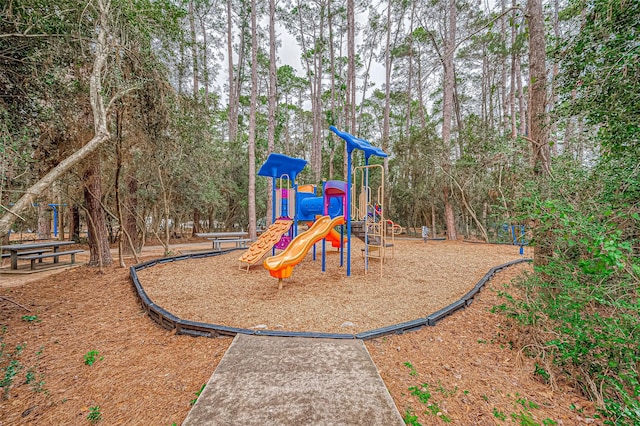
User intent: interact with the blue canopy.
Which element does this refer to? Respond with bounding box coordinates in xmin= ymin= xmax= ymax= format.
xmin=329 ymin=126 xmax=388 ymax=159
xmin=257 ymin=153 xmax=308 ymax=179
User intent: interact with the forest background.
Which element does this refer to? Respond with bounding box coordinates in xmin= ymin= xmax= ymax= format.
xmin=1 ymin=0 xmax=638 ymax=423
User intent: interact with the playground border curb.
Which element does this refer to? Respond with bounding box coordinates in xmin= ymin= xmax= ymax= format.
xmin=129 ymin=250 xmax=532 ymax=340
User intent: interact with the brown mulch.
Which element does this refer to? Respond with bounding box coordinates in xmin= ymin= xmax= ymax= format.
xmin=137 ymin=239 xmax=521 ymax=335
xmin=0 ymin=240 xmax=600 ymax=425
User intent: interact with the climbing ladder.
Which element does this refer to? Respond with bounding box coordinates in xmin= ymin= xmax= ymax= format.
xmin=351 ymin=164 xmax=394 ymax=275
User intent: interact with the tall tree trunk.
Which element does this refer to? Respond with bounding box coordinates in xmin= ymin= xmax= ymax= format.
xmin=500 ymin=0 xmax=509 ymax=132
xmin=382 ymin=0 xmax=392 ymax=172
xmin=405 ymin=2 xmax=415 ymax=141
xmin=115 ymin=108 xmax=137 ymax=263
xmin=442 ymin=0 xmax=458 ymax=241
xmin=266 ymin=0 xmax=277 ymax=227
xmin=189 ymin=1 xmax=199 ymax=98
xmin=443 ymin=186 xmax=456 ymax=240
xmin=125 ymin=175 xmax=140 ymax=253
xmin=527 ymin=0 xmax=552 ymax=269
xmin=83 ymin=159 xmax=113 ymax=267
xmin=416 ymin=47 xmax=427 ymax=130
xmin=37 ymin=201 xmax=51 ymax=240
xmin=548 ymin=0 xmax=560 ymax=155
xmin=527 ymin=0 xmax=550 ymax=176
xmin=328 ymin=0 xmax=336 ymax=179
xmin=347 ymin=0 xmax=356 ymax=135
xmin=314 ymin=8 xmax=325 ymax=182
xmin=199 ymin=11 xmax=210 ymax=108
xmin=192 ymin=208 xmax=202 ymax=235
xmin=70 ymin=205 xmax=80 ymax=242
xmin=247 ymin=0 xmax=258 ymax=240
xmin=510 ymin=0 xmax=517 ymax=139
xmin=227 ymin=0 xmax=238 ymax=143
xmin=517 ymin=53 xmax=526 ymax=136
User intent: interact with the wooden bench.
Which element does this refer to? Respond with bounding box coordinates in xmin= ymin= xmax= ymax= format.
xmin=17 ymin=249 xmax=53 ymax=265
xmin=210 ymin=238 xmax=252 ymax=251
xmin=20 ymin=249 xmax=84 ymax=270
xmin=2 ymin=249 xmax=51 ymax=261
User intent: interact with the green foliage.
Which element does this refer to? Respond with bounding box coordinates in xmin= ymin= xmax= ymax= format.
xmin=403 ymin=361 xmax=418 ymax=376
xmin=87 ymin=405 xmax=102 ymax=423
xmin=533 ymin=363 xmax=550 ymax=384
xmin=406 ymin=382 xmax=451 ymax=422
xmin=409 ymin=384 xmax=432 ymax=405
xmin=493 ymin=407 xmax=507 ymax=420
xmin=555 ymin=0 xmax=640 ymax=153
xmin=84 ymin=350 xmax=103 ymax=366
xmin=0 ymin=343 xmax=24 ymax=400
xmin=403 ymin=407 xmax=422 ymax=426
xmin=190 ymin=383 xmax=206 ymax=405
xmin=21 ymin=315 xmax=40 ymax=323
xmin=502 ymin=152 xmax=640 ymax=424
xmin=0 ymin=332 xmax=46 ymax=400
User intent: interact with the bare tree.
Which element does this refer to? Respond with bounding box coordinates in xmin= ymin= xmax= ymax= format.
xmin=442 ymin=0 xmax=458 ymax=241
xmin=247 ymin=0 xmax=258 ymax=240
xmin=382 ymin=0 xmax=392 ymax=173
xmin=267 ymin=0 xmax=277 ymax=226
xmin=526 ymin=0 xmax=550 ymax=176
xmin=0 ymin=0 xmax=113 ymax=239
xmin=347 ymin=0 xmax=356 ymax=135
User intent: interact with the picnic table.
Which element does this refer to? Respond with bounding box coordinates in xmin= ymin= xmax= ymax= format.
xmin=196 ymin=232 xmax=252 ymax=251
xmin=0 ymin=241 xmax=82 ymax=271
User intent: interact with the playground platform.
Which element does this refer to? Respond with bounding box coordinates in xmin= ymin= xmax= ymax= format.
xmin=182 ymin=334 xmax=404 ymax=425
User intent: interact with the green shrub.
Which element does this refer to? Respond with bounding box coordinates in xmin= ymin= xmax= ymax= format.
xmin=502 ymin=155 xmax=640 ymax=425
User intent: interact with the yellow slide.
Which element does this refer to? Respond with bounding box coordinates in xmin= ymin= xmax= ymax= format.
xmin=263 ymin=215 xmax=345 ymax=280
xmin=238 ymin=219 xmax=293 ymax=271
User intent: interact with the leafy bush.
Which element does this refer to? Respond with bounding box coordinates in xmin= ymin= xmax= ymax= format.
xmin=502 ymin=154 xmax=640 ymax=425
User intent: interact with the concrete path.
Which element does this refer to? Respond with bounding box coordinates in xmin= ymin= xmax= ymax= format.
xmin=183 ymin=334 xmax=404 ymax=426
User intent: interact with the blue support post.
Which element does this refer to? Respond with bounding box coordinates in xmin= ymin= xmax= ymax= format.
xmin=363 ymin=155 xmax=370 ymax=272
xmin=292 ymin=173 xmax=298 ymax=238
xmin=346 ymin=152 xmax=352 ymax=277
xmin=271 ymin=175 xmax=277 ymax=255
xmin=48 ymin=204 xmax=58 ymax=237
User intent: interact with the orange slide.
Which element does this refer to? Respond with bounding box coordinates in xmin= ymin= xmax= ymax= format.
xmin=263 ymin=215 xmax=345 ymax=280
xmin=326 ymin=228 xmax=347 ymax=248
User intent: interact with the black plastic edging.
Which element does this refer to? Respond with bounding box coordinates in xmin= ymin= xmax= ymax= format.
xmin=254 ymin=329 xmax=354 ymax=339
xmin=178 ymin=319 xmax=255 ymax=337
xmin=427 ymin=299 xmax=467 ymax=326
xmin=355 ymin=317 xmax=429 ymax=340
xmin=129 ymin=249 xmax=532 ymax=340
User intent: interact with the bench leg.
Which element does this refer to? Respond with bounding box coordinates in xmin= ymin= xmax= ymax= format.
xmin=71 ymin=253 xmax=76 ymax=264
xmin=30 ymin=259 xmax=36 ymax=270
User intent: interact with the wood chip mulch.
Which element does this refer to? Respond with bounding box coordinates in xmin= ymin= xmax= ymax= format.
xmin=0 ymin=240 xmax=600 ymax=425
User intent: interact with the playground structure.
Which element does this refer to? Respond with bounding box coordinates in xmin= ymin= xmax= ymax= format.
xmin=351 ymin=163 xmax=395 ymax=268
xmin=263 ymin=215 xmax=346 ymax=289
xmin=238 ymin=127 xmax=391 ymax=283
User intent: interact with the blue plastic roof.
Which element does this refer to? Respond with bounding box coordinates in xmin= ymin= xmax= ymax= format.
xmin=329 ymin=126 xmax=388 ymax=158
xmin=257 ymin=153 xmax=308 ymax=178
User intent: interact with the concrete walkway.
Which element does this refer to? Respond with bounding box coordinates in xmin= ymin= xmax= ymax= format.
xmin=183 ymin=334 xmax=404 ymax=426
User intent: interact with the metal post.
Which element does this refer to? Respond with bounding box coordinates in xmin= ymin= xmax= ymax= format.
xmin=49 ymin=204 xmax=59 ymax=237
xmin=346 ymin=151 xmax=352 ymax=277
